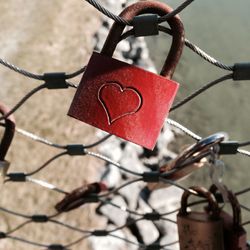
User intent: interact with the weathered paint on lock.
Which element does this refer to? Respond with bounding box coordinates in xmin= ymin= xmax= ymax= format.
xmin=68 ymin=52 xmax=179 ymax=149
xmin=68 ymin=1 xmax=184 ymax=149
xmin=177 ymin=186 xmax=225 ymax=250
xmin=209 ymin=185 xmax=247 ymax=250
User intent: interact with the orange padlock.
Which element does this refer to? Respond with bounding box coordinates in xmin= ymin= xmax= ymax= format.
xmin=177 ymin=186 xmax=224 ymax=250
xmin=209 ymin=184 xmax=247 ymax=250
xmin=68 ymin=1 xmax=184 ymax=150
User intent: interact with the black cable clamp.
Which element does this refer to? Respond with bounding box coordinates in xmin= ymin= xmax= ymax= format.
xmin=92 ymin=230 xmax=109 ymax=237
xmin=0 ymin=232 xmax=6 ymax=239
xmin=145 ymin=243 xmax=162 ymax=250
xmin=44 ymin=73 xmax=68 ymax=89
xmin=31 ymin=215 xmax=49 ymax=223
xmin=7 ymin=172 xmax=26 ymax=182
xmin=82 ymin=195 xmax=99 ymax=203
xmin=132 ymin=14 xmax=159 ymax=37
xmin=219 ymin=141 xmax=239 ymax=155
xmin=142 ymin=171 xmax=160 ymax=183
xmin=66 ymin=144 xmax=86 ymax=156
xmin=47 ymin=244 xmax=66 ymax=250
xmin=233 ymin=63 xmax=250 ymax=81
xmin=144 ymin=212 xmax=161 ymax=221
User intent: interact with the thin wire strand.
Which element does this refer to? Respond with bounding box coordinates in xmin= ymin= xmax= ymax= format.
xmin=158 ymin=0 xmax=194 ymax=23
xmin=237 ymin=149 xmax=250 ymax=158
xmin=65 ymin=234 xmax=91 ymax=248
xmin=240 ymin=204 xmax=250 ymax=212
xmin=159 ymin=177 xmax=198 ymax=195
xmin=27 ymin=177 xmax=68 ymax=194
xmin=49 ymin=219 xmax=92 ymax=234
xmin=16 ymin=127 xmax=66 ymax=149
xmin=0 ymin=207 xmax=30 ymax=219
xmin=238 ymin=141 xmax=250 ymax=147
xmin=65 ymin=66 xmax=86 ymax=79
xmin=6 ymin=221 xmax=32 ymax=235
xmin=0 ymin=57 xmax=86 ymax=80
xmin=99 ymin=198 xmax=143 ymax=216
xmin=121 ymin=27 xmax=233 ymax=71
xmin=16 ymin=126 xmax=111 ymax=150
xmin=184 ymin=38 xmax=233 ymax=71
xmin=160 ymin=217 xmax=177 ymax=224
xmin=84 ymin=0 xmax=195 ymax=28
xmin=166 ymin=118 xmax=201 ymax=140
xmin=0 ymin=83 xmax=47 ymax=121
xmin=99 ymin=178 xmax=143 ymax=197
xmin=84 ymin=0 xmax=130 ymax=25
xmin=0 ymin=58 xmax=44 ymax=80
xmin=83 ymin=134 xmax=112 ymax=148
xmin=162 ymin=240 xmax=179 ymax=247
xmin=25 ymin=152 xmax=68 ymax=176
xmin=241 ymin=221 xmax=250 ymax=227
xmin=108 ymin=233 xmax=144 ymax=248
xmin=108 ymin=218 xmax=144 ymax=233
xmin=170 ymin=74 xmax=233 ymax=111
xmin=7 ymin=235 xmax=48 ymax=248
xmin=236 ymin=187 xmax=250 ymax=196
xmin=85 ymin=150 xmax=142 ymax=176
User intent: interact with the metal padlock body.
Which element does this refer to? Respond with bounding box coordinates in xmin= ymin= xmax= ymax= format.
xmin=68 ymin=1 xmax=184 ymax=150
xmin=177 ymin=186 xmax=224 ymax=250
xmin=0 ymin=102 xmax=15 ymax=179
xmin=209 ymin=185 xmax=247 ymax=250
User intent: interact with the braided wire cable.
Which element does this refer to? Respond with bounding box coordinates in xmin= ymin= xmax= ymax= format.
xmin=184 ymin=38 xmax=234 ymax=71
xmin=25 ymin=152 xmax=68 ymax=176
xmin=84 ymin=0 xmax=195 ymax=26
xmin=166 ymin=118 xmax=201 ymax=140
xmin=158 ymin=26 xmax=234 ymax=71
xmin=0 ymin=83 xmax=47 ymax=121
xmin=237 ymin=149 xmax=250 ymax=158
xmin=0 ymin=58 xmax=44 ymax=80
xmin=84 ymin=0 xmax=130 ymax=25
xmin=157 ymin=0 xmax=195 ymax=23
xmin=6 ymin=235 xmax=49 ymax=248
xmin=121 ymin=27 xmax=233 ymax=71
xmin=16 ymin=127 xmax=67 ymax=149
xmin=170 ymin=73 xmax=233 ymax=111
xmin=0 ymin=58 xmax=86 ymax=81
xmin=1 ymin=1 xmax=250 ymax=248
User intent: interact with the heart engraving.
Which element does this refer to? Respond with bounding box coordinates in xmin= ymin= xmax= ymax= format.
xmin=98 ymin=81 xmax=142 ymax=125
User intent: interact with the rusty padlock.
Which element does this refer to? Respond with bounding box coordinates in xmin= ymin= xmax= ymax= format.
xmin=209 ymin=185 xmax=247 ymax=250
xmin=0 ymin=102 xmax=15 ymax=179
xmin=68 ymin=1 xmax=184 ymax=150
xmin=177 ymin=186 xmax=224 ymax=250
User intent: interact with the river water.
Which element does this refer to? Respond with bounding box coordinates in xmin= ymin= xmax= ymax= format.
xmin=147 ymin=0 xmax=250 ymax=225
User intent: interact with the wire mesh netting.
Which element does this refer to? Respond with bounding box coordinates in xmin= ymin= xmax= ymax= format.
xmin=1 ymin=0 xmax=250 ymax=250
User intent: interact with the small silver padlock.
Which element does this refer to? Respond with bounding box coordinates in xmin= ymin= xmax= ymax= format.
xmin=177 ymin=186 xmax=224 ymax=250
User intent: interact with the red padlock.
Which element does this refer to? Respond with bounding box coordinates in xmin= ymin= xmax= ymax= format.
xmin=68 ymin=1 xmax=184 ymax=149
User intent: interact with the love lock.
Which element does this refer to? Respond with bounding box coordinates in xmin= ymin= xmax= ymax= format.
xmin=209 ymin=184 xmax=247 ymax=250
xmin=68 ymin=1 xmax=184 ymax=149
xmin=0 ymin=102 xmax=15 ymax=179
xmin=177 ymin=186 xmax=224 ymax=250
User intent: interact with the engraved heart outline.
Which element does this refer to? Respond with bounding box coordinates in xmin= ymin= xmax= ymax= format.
xmin=98 ymin=81 xmax=142 ymax=125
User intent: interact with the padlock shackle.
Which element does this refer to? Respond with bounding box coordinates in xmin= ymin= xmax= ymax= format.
xmin=180 ymin=186 xmax=220 ymax=218
xmin=0 ymin=102 xmax=15 ymax=161
xmin=101 ymin=1 xmax=184 ymax=79
xmin=209 ymin=184 xmax=242 ymax=229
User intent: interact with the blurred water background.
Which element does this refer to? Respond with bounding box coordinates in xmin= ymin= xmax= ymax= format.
xmin=147 ymin=0 xmax=250 ymax=225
